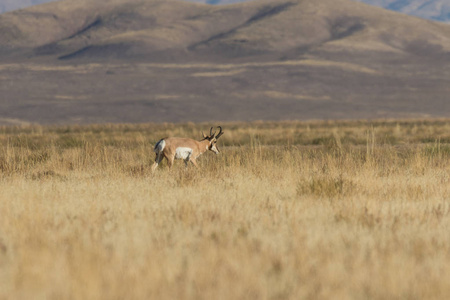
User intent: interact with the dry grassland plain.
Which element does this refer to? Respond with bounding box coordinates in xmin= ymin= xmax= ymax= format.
xmin=1 ymin=120 xmax=450 ymax=299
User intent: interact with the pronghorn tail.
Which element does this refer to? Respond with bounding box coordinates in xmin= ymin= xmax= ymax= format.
xmin=154 ymin=139 xmax=166 ymax=153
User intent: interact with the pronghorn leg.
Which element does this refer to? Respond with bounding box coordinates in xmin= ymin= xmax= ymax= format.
xmin=167 ymin=155 xmax=175 ymax=170
xmin=151 ymin=153 xmax=164 ymax=172
xmin=189 ymin=157 xmax=199 ymax=168
xmin=184 ymin=152 xmax=194 ymax=168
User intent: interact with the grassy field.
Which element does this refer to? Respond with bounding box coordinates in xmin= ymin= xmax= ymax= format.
xmin=1 ymin=119 xmax=450 ymax=299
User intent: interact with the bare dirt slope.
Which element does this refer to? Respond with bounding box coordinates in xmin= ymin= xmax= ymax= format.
xmin=1 ymin=0 xmax=450 ymax=124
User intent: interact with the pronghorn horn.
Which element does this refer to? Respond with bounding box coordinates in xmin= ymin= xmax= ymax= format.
xmin=210 ymin=127 xmax=216 ymax=137
xmin=215 ymin=126 xmax=224 ymax=139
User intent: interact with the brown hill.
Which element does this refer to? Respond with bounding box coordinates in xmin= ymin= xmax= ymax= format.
xmin=0 ymin=0 xmax=450 ymax=124
xmin=2 ymin=0 xmax=450 ymax=62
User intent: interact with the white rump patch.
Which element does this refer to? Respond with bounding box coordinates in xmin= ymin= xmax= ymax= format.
xmin=154 ymin=139 xmax=166 ymax=153
xmin=175 ymin=147 xmax=193 ymax=160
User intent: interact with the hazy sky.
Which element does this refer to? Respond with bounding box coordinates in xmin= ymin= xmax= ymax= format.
xmin=0 ymin=0 xmax=56 ymax=14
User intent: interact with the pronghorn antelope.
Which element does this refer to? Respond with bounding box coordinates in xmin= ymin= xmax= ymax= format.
xmin=151 ymin=126 xmax=224 ymax=172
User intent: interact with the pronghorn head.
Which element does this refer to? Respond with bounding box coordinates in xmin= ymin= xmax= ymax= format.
xmin=202 ymin=126 xmax=224 ymax=154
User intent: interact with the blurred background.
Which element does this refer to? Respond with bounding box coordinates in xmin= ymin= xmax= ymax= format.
xmin=1 ymin=0 xmax=449 ymax=125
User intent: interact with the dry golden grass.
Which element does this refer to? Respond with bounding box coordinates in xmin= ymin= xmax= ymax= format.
xmin=1 ymin=120 xmax=450 ymax=299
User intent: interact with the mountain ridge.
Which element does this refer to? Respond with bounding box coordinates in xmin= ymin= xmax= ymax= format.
xmin=0 ymin=0 xmax=450 ymax=124
xmin=360 ymin=0 xmax=450 ymax=23
xmin=186 ymin=0 xmax=450 ymax=23
xmin=2 ymin=0 xmax=450 ymax=63
xmin=1 ymin=0 xmax=449 ymax=24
